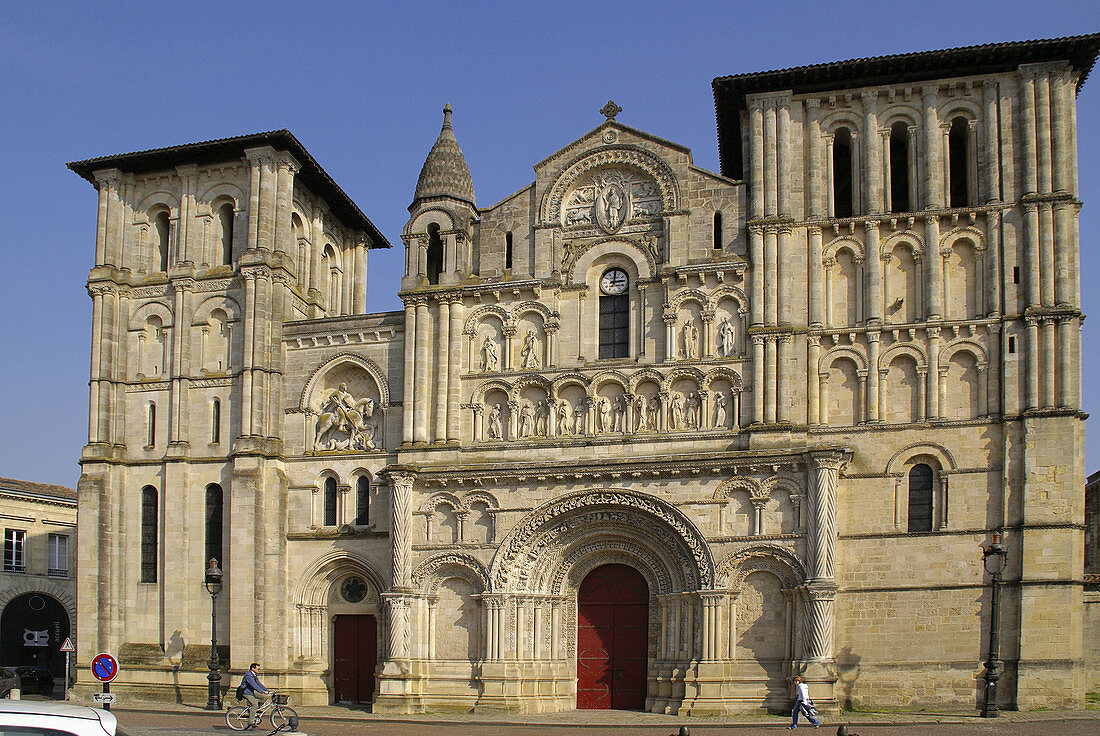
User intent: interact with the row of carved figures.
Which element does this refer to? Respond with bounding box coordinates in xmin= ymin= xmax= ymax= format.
xmin=478 ymin=389 xmax=739 ymax=441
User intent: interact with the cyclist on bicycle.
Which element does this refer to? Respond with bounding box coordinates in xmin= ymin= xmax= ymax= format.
xmin=239 ymin=662 xmax=271 ymax=723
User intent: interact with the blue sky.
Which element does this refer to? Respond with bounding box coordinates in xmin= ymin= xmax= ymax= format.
xmin=2 ymin=1 xmax=1099 ymax=487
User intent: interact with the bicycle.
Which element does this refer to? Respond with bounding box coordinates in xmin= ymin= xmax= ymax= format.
xmin=225 ymin=691 xmax=299 ymax=731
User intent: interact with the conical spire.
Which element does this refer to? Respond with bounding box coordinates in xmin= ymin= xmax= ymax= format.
xmin=412 ymin=103 xmax=476 ymax=209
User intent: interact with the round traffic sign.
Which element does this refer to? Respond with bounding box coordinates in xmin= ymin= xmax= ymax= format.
xmin=90 ymin=653 xmax=119 ymax=683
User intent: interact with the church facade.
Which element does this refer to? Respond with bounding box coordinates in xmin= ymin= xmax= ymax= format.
xmin=68 ymin=35 xmax=1098 ymax=714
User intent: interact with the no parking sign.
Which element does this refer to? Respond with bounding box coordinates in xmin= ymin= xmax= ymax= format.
xmin=90 ymin=653 xmax=118 ymax=682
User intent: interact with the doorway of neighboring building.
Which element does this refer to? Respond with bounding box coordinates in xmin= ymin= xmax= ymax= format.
xmin=576 ymin=563 xmax=649 ymax=710
xmin=333 ymin=614 xmax=377 ymax=704
xmin=0 ymin=593 xmax=69 ymax=679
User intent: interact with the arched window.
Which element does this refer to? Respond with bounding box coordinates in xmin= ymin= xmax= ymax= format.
xmin=907 ymin=463 xmax=933 ymax=532
xmin=949 ymin=117 xmax=971 ymax=208
xmin=713 ymin=212 xmax=723 ymax=250
xmin=291 ymin=213 xmax=307 ymax=287
xmin=324 ymin=477 xmax=338 ymax=527
xmin=598 ymin=268 xmax=629 ymax=359
xmin=426 ymin=223 xmax=443 ymax=284
xmin=211 ymin=399 xmax=221 ymax=444
xmin=218 ymin=203 xmax=234 ymax=265
xmin=146 ymin=402 xmax=156 ymax=447
xmin=505 ymin=231 xmax=513 ymax=270
xmin=322 ymin=245 xmax=339 ymax=313
xmin=154 ymin=211 xmax=171 ymax=271
xmin=355 ymin=476 xmax=369 ymax=526
xmin=832 ymin=127 xmax=854 ymax=218
xmin=205 ymin=484 xmax=223 ymax=570
xmin=140 ymin=486 xmax=158 ymax=582
xmin=889 ymin=122 xmax=911 ymax=213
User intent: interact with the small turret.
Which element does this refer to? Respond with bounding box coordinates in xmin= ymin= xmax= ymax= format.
xmin=411 ymin=104 xmax=475 ymax=211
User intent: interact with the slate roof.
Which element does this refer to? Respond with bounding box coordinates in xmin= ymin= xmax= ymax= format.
xmin=712 ymin=33 xmax=1100 ymax=179
xmin=68 ymin=129 xmax=390 ymax=248
xmin=412 ymin=104 xmax=476 ymax=210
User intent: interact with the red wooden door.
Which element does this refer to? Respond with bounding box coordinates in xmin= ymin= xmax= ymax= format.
xmin=576 ymin=564 xmax=649 ymax=710
xmin=333 ymin=614 xmax=377 ymax=703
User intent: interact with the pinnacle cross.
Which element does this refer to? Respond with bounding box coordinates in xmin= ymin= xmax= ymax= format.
xmin=600 ymin=100 xmax=622 ymax=121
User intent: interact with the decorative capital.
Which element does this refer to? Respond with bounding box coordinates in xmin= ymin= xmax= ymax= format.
xmin=600 ymin=100 xmax=622 ymax=121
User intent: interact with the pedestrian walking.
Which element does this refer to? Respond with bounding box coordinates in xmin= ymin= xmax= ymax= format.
xmin=788 ymin=675 xmax=821 ymax=729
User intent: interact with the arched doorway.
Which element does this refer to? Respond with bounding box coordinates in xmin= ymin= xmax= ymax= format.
xmin=0 ymin=593 xmax=70 ymax=677
xmin=576 ymin=564 xmax=648 ymax=710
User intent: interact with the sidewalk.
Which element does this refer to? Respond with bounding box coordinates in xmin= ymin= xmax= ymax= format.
xmin=101 ymin=697 xmax=1100 ymax=729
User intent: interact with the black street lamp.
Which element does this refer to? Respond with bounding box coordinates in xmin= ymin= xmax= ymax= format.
xmin=204 ymin=558 xmax=223 ymax=711
xmin=980 ymin=531 xmax=1007 ymax=718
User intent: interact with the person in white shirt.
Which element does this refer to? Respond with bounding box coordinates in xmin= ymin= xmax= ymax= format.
xmin=789 ymin=675 xmax=821 ymax=729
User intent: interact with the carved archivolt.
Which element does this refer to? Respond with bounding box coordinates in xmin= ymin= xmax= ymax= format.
xmin=191 ymin=295 xmax=243 ymax=325
xmin=715 ymin=543 xmax=805 ymax=590
xmin=412 ymin=552 xmax=490 ymax=594
xmin=421 ymin=490 xmax=498 ymax=514
xmin=556 ymin=542 xmax=666 ymax=596
xmin=824 ymin=237 xmax=865 ymax=264
xmin=129 ymin=300 xmax=174 ymax=330
xmin=490 ymin=488 xmax=714 ymax=593
xmin=667 ymin=289 xmax=709 ymax=312
xmin=820 ymin=345 xmax=868 ymax=374
xmin=704 ymin=367 xmax=744 ymax=392
xmin=541 ymin=146 xmax=680 ymax=225
xmin=714 ymin=477 xmax=762 ymax=501
xmin=884 ymin=442 xmax=957 ymax=476
xmin=293 ymin=551 xmax=386 ymax=607
xmin=881 ymin=230 xmax=925 ymax=259
xmin=880 ymin=342 xmax=928 ymax=371
xmin=300 ymin=353 xmax=390 ymax=410
xmin=938 ymin=339 xmax=988 ymax=368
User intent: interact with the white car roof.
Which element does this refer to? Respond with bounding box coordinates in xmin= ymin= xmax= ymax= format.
xmin=0 ymin=700 xmax=116 ymax=735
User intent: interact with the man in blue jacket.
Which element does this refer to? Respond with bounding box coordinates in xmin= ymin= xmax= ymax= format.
xmin=240 ymin=662 xmax=270 ymax=724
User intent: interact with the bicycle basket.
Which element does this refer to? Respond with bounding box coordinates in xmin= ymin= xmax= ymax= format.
xmin=273 ymin=693 xmax=289 ymax=705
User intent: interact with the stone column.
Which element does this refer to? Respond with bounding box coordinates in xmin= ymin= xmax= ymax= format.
xmin=803 ymin=453 xmax=844 ymax=663
xmin=807 ymin=336 xmax=821 ymax=425
xmin=778 ymin=226 xmax=792 ymax=326
xmin=701 ymin=309 xmax=715 ymax=359
xmin=663 ymin=312 xmax=677 ymax=362
xmin=413 ymin=298 xmax=430 ymax=443
xmin=927 ymin=327 xmax=941 ymax=419
xmin=1035 ymin=69 xmax=1054 ymax=194
xmin=239 ymin=269 xmax=257 ymax=436
xmin=176 ymin=165 xmax=197 ymax=265
xmin=750 ymin=100 xmax=766 ymax=220
xmin=1026 ymin=317 xmax=1040 ymax=410
xmin=922 ymin=86 xmax=943 ymax=209
xmin=808 ymin=226 xmax=824 ymax=326
xmin=434 ymin=298 xmax=450 ymax=443
xmin=402 ymin=299 xmax=416 ymax=445
xmin=700 ymin=592 xmax=725 ymax=661
xmin=924 ymin=216 xmax=943 ymax=319
xmin=765 ymin=227 xmax=779 ymax=325
xmin=447 ymin=297 xmax=464 ymax=442
xmin=750 ymin=225 xmax=765 ymax=326
xmin=825 ymin=134 xmax=836 ymax=218
xmin=806 ymin=99 xmax=824 ymax=217
xmin=862 ymin=91 xmax=882 ymax=213
xmin=1042 ymin=318 xmax=1056 ymax=408
xmin=764 ymin=100 xmax=778 ymax=217
xmin=1020 ymin=68 xmax=1039 ymax=195
xmin=865 ymin=221 xmax=882 ymax=323
xmin=983 ymin=80 xmax=1001 ymax=203
xmin=764 ymin=336 xmax=777 ymax=424
xmin=274 ymin=157 xmax=298 ymax=257
xmin=777 ymin=334 xmax=791 ymax=423
xmin=867 ymin=331 xmax=881 ymax=422
xmin=778 ymin=97 xmax=792 ymax=217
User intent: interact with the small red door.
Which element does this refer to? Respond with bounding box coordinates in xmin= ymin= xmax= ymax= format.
xmin=577 ymin=564 xmax=649 ymax=710
xmin=333 ymin=615 xmax=377 ymax=703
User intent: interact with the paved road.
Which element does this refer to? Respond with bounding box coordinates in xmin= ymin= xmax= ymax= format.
xmin=110 ymin=707 xmax=1100 ymax=736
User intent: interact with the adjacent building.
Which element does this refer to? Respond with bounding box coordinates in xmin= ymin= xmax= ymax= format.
xmin=67 ymin=34 xmax=1099 ymax=713
xmin=0 ymin=477 xmax=76 ymax=681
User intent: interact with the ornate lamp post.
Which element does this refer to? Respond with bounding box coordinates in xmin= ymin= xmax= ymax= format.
xmin=980 ymin=532 xmax=1007 ymax=718
xmin=204 ymin=558 xmax=223 ymax=711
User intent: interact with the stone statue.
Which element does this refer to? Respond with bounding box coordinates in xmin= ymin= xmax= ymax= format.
xmin=718 ymin=317 xmax=736 ymax=357
xmin=488 ymin=404 xmax=503 ymax=439
xmin=634 ymin=393 xmax=649 ymax=431
xmin=714 ymin=390 xmax=728 ymax=427
xmin=519 ymin=401 xmax=534 ymax=437
xmin=314 ymin=382 xmax=377 ymax=451
xmin=685 ymin=392 xmax=700 ymax=429
xmin=520 ymin=329 xmax=539 ymax=369
xmin=682 ymin=319 xmax=699 ymax=360
xmin=598 ymin=397 xmax=612 ymax=433
xmin=536 ymin=399 xmax=549 ymax=436
xmin=557 ymin=399 xmax=571 ymax=435
xmin=612 ymin=395 xmax=626 ymax=432
xmin=670 ymin=392 xmax=685 ymax=430
xmin=573 ymin=400 xmax=587 ymax=435
xmin=648 ymin=394 xmax=660 ymax=430
xmin=481 ymin=334 xmax=500 ymax=372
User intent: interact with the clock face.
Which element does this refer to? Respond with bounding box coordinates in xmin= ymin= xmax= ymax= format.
xmin=600 ymin=268 xmax=628 ymax=295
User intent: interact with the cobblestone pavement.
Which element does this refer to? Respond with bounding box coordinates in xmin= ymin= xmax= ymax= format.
xmin=105 ymin=704 xmax=1100 ymax=736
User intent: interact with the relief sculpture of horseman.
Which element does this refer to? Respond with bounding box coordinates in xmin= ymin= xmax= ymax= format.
xmin=314 ymin=382 xmax=378 ymax=451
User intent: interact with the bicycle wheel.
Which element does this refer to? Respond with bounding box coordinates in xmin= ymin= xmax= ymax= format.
xmin=270 ymin=705 xmax=298 ymax=730
xmin=224 ymin=706 xmax=251 ymax=731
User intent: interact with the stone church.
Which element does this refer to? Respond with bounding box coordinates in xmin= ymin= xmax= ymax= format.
xmin=68 ymin=34 xmax=1098 ymax=713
